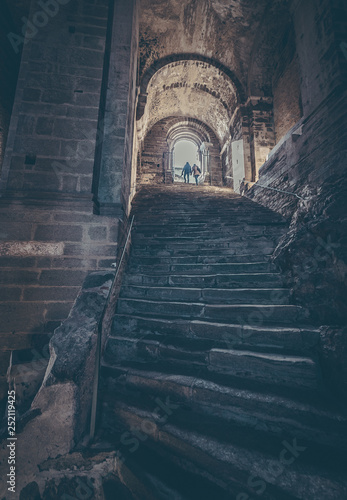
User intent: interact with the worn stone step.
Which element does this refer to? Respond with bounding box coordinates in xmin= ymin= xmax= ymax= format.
xmin=124 ymin=272 xmax=284 ymax=288
xmin=101 ymin=367 xmax=347 ymax=454
xmin=133 ymin=209 xmax=285 ymax=219
xmin=131 ymin=246 xmax=274 ymax=258
xmin=111 ymin=314 xmax=320 ymax=352
xmin=116 ymin=298 xmax=309 ymax=325
xmin=133 ymin=221 xmax=286 ymax=231
xmin=112 ymin=443 xmax=225 ymax=500
xmin=120 ymin=286 xmax=291 ymax=305
xmin=129 ymin=253 xmax=271 ymax=264
xmin=132 ymin=227 xmax=285 ymax=239
xmin=128 ymin=262 xmax=275 ymax=275
xmin=131 ymin=234 xmax=279 ymax=246
xmin=100 ymin=394 xmax=346 ymax=500
xmin=104 ymin=336 xmax=319 ymax=389
xmin=208 ymin=349 xmax=320 ymax=388
xmin=133 ymin=240 xmax=276 ymax=253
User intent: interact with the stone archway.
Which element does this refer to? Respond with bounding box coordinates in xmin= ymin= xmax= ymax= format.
xmin=138 ymin=117 xmax=223 ymax=186
xmin=167 ymin=120 xmax=214 ymax=185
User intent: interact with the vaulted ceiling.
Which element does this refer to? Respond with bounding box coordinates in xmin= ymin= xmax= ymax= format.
xmin=138 ymin=0 xmax=292 ymax=145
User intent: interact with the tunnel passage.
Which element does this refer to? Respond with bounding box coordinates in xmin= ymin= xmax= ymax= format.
xmin=138 ymin=117 xmax=222 ymax=186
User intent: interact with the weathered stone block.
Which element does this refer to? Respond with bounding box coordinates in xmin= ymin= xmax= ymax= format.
xmin=22 ymin=88 xmax=41 ymax=102
xmin=87 ymin=226 xmax=106 ymax=242
xmin=0 ymin=287 xmax=22 ymax=301
xmin=34 ymin=225 xmax=83 ymax=242
xmin=64 ymin=243 xmax=118 ymax=257
xmin=23 ymin=287 xmax=80 ymax=302
xmin=0 ymin=270 xmax=39 ymax=285
xmin=39 ymin=270 xmax=88 ymax=286
xmin=0 ymin=256 xmax=36 ymax=268
xmin=0 ymin=222 xmax=32 ymax=241
xmin=36 ymin=117 xmax=54 ymax=135
xmin=0 ymin=303 xmax=46 ymax=333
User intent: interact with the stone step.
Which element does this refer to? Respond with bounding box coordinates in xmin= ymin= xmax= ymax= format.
xmin=128 ymin=262 xmax=275 ymax=275
xmin=101 ymin=368 xmax=347 ymax=463
xmin=124 ymin=272 xmax=284 ymax=288
xmin=104 ymin=336 xmax=319 ymax=389
xmin=133 ymin=221 xmax=286 ymax=231
xmin=112 ymin=444 xmax=222 ymax=500
xmin=129 ymin=253 xmax=271 ymax=264
xmin=101 ymin=366 xmax=347 ymax=453
xmin=130 ymin=246 xmax=273 ymax=259
xmin=116 ymin=299 xmax=309 ymax=325
xmin=111 ymin=314 xmax=320 ymax=353
xmin=119 ymin=286 xmax=291 ymax=305
xmin=131 ymin=233 xmax=279 ymax=245
xmin=132 ymin=226 xmax=286 ymax=239
xmin=133 ymin=240 xmax=276 ymax=253
xmin=132 ymin=210 xmax=285 ymax=219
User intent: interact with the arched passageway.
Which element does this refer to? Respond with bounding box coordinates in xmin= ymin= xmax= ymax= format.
xmin=137 ymin=117 xmax=223 ymax=186
xmin=172 ymin=140 xmax=199 ymax=184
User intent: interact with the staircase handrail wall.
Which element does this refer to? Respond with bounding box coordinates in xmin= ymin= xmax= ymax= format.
xmin=89 ymin=215 xmax=135 ymax=440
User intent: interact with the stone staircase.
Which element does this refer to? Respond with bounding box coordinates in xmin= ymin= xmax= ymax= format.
xmin=96 ymin=185 xmax=347 ymax=500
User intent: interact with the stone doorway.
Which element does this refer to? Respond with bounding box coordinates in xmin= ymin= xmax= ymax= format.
xmin=172 ymin=139 xmax=201 ymax=184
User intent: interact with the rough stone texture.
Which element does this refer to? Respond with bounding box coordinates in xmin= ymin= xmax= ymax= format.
xmin=1 ymin=0 xmax=109 ymax=198
xmin=273 ymin=56 xmax=302 ymax=144
xmin=93 ymin=0 xmax=139 ymax=216
xmin=139 ymin=0 xmax=269 ymax=91
xmin=243 ymin=0 xmax=347 ymax=394
xmin=0 ymin=2 xmax=24 ymax=177
xmin=0 ymin=0 xmax=346 ymax=495
xmin=0 ymin=204 xmax=118 ymax=338
xmin=0 ymin=271 xmax=114 ymax=497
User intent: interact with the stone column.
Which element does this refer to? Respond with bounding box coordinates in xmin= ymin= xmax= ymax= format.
xmin=93 ymin=0 xmax=139 ymax=216
xmin=247 ymin=97 xmax=275 ymax=180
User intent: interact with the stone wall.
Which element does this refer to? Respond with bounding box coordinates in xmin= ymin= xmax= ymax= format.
xmin=139 ymin=120 xmax=167 ymax=185
xmin=272 ymin=22 xmax=302 ymax=143
xmin=1 ymin=0 xmax=109 ymax=197
xmin=0 ymin=3 xmax=23 ymax=176
xmin=243 ymin=0 xmax=347 ymax=394
xmin=0 ymin=0 xmax=125 ymax=405
xmin=0 ymin=271 xmax=115 ymax=497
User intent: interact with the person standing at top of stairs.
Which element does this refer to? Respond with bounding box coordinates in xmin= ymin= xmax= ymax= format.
xmin=181 ymin=162 xmax=192 ymax=183
xmin=192 ymin=164 xmax=201 ymax=185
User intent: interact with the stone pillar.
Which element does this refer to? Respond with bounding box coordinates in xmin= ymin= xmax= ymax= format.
xmin=247 ymin=97 xmax=275 ymax=180
xmin=93 ymin=0 xmax=139 ymax=216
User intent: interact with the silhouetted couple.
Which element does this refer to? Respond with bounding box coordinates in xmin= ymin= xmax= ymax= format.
xmin=181 ymin=162 xmax=201 ymax=184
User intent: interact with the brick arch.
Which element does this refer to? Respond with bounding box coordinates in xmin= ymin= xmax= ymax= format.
xmin=166 ymin=118 xmax=212 ymax=149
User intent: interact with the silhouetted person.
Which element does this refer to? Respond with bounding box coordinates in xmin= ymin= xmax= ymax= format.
xmin=192 ymin=164 xmax=201 ymax=185
xmin=181 ymin=162 xmax=192 ymax=183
